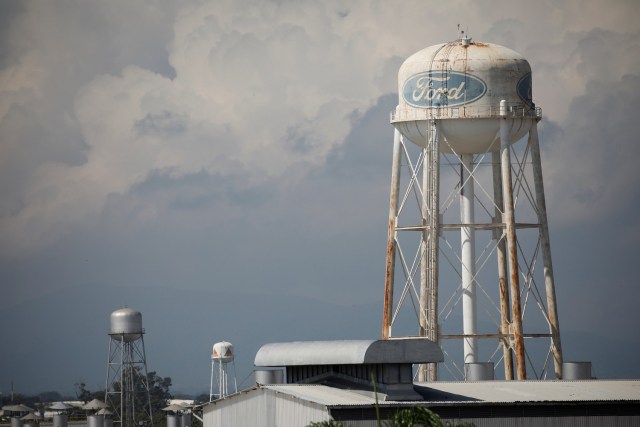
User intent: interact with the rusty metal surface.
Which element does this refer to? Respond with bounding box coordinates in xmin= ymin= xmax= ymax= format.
xmin=500 ymin=109 xmax=527 ymax=380
xmin=382 ymin=129 xmax=402 ymax=340
xmin=529 ymin=125 xmax=564 ymax=379
xmin=492 ymin=152 xmax=514 ymax=380
xmin=382 ymin=217 xmax=395 ymax=340
xmin=387 ymin=39 xmax=563 ymax=383
xmin=393 ymin=39 xmax=536 ymax=153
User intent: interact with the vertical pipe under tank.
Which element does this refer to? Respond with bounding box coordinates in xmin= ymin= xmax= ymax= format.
xmin=419 ymin=143 xmax=429 ymax=381
xmin=492 ymin=151 xmax=514 ymax=380
xmin=418 ymin=120 xmax=440 ymax=382
xmin=427 ymin=121 xmax=441 ymax=381
xmin=460 ymin=153 xmax=478 ymax=365
xmin=500 ymin=100 xmax=526 ymax=380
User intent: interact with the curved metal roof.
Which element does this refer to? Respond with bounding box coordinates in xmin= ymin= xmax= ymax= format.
xmin=254 ymin=338 xmax=443 ymax=367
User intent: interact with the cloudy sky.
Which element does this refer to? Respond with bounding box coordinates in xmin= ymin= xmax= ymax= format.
xmin=1 ymin=0 xmax=640 ymax=395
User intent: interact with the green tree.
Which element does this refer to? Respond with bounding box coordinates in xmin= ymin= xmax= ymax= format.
xmin=75 ymin=382 xmax=94 ymax=403
xmin=146 ymin=371 xmax=172 ymax=426
xmin=387 ymin=407 xmax=443 ymax=427
xmin=307 ymin=422 xmax=344 ymax=427
xmin=108 ymin=368 xmax=173 ymax=427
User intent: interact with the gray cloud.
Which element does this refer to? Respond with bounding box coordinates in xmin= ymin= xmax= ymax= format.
xmin=542 ymin=30 xmax=640 ymax=225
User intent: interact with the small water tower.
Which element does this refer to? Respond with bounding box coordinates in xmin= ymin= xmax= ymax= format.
xmin=383 ymin=33 xmax=563 ymax=381
xmin=209 ymin=341 xmax=237 ymax=400
xmin=104 ymin=307 xmax=153 ymax=427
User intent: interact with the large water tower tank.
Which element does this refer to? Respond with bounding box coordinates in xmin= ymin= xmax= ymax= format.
xmin=109 ymin=307 xmax=143 ymax=342
xmin=392 ymin=36 xmax=538 ymax=153
xmin=212 ymin=341 xmax=234 ymax=362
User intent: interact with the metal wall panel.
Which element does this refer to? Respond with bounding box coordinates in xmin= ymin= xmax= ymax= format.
xmin=204 ymin=388 xmax=333 ymax=427
xmin=437 ymin=416 xmax=638 ymax=427
xmin=273 ymin=391 xmax=330 ymax=426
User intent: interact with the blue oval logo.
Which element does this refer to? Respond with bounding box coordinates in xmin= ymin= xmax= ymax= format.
xmin=402 ymin=71 xmax=487 ymax=108
xmin=517 ymin=73 xmax=534 ymax=108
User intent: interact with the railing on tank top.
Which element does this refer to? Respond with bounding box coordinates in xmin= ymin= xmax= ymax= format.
xmin=390 ymin=104 xmax=542 ymax=122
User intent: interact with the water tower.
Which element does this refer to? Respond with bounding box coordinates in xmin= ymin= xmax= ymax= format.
xmin=382 ymin=34 xmax=563 ymax=381
xmin=209 ymin=341 xmax=237 ymax=400
xmin=104 ymin=307 xmax=153 ymax=427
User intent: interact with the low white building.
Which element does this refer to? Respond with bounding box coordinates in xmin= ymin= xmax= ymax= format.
xmin=200 ymin=339 xmax=640 ymax=426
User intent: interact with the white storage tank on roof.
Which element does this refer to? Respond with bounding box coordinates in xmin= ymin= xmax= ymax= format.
xmin=392 ymin=36 xmax=539 ymax=153
xmin=109 ymin=307 xmax=143 ymax=342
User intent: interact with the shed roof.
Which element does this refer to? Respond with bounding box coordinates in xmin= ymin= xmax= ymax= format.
xmin=418 ymin=380 xmax=640 ymax=403
xmin=254 ymin=338 xmax=443 ymax=366
xmin=256 ymin=380 xmax=640 ymax=407
xmin=264 ymin=384 xmax=382 ymax=407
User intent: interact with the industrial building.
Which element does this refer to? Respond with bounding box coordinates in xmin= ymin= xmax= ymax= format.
xmin=200 ymin=339 xmax=640 ymax=426
xmin=200 ymin=33 xmax=640 ymax=426
xmin=202 ymin=381 xmax=640 ymax=426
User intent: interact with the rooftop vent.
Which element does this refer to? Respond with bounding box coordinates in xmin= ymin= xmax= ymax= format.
xmin=254 ymin=339 xmax=443 ymax=401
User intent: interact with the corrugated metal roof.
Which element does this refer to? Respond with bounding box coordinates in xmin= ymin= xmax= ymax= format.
xmin=264 ymin=384 xmax=382 ymax=407
xmin=261 ymin=380 xmax=640 ymax=408
xmin=417 ymin=380 xmax=640 ymax=403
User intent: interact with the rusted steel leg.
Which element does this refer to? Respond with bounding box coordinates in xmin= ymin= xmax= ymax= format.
xmin=383 ymin=129 xmax=402 ymax=340
xmin=500 ymin=100 xmax=526 ymax=380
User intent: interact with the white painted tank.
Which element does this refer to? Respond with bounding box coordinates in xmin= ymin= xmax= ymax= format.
xmin=109 ymin=307 xmax=143 ymax=342
xmin=464 ymin=362 xmax=495 ymax=381
xmin=181 ymin=412 xmax=190 ymax=427
xmin=87 ymin=415 xmax=104 ymax=427
xmin=254 ymin=369 xmax=284 ymax=385
xmin=166 ymin=414 xmax=180 ymax=427
xmin=562 ymin=361 xmax=592 ymax=380
xmin=53 ymin=414 xmax=67 ymax=427
xmin=392 ymin=36 xmax=539 ymax=153
xmin=212 ymin=341 xmax=234 ymax=362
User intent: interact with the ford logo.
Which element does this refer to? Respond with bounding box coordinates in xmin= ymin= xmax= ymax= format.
xmin=402 ymin=71 xmax=487 ymax=108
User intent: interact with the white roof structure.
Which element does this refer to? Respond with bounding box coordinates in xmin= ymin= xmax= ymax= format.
xmin=82 ymin=399 xmax=107 ymax=410
xmin=48 ymin=402 xmax=75 ymax=411
xmin=264 ymin=384 xmax=382 ymax=407
xmin=263 ymin=380 xmax=640 ymax=407
xmin=255 ymin=339 xmax=443 ymax=366
xmin=202 ymin=381 xmax=640 ymax=427
xmin=419 ymin=380 xmax=640 ymax=403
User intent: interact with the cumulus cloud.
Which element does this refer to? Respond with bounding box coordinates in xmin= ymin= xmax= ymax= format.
xmin=541 ymin=29 xmax=640 ymax=226
xmin=1 ymin=0 xmax=638 ymax=265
